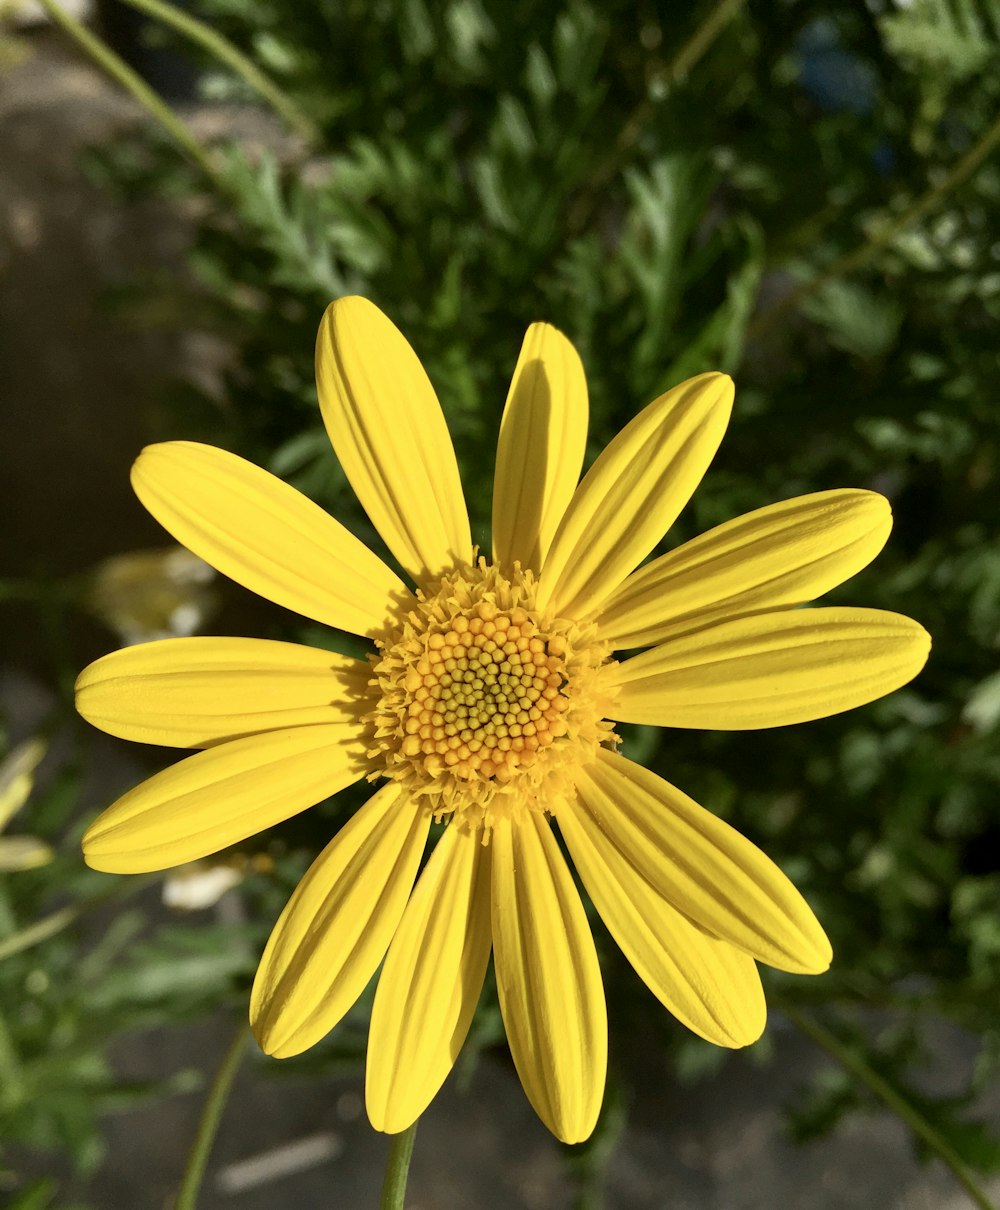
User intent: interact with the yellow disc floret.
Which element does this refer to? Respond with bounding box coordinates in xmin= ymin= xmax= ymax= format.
xmin=367 ymin=560 xmax=617 ymax=835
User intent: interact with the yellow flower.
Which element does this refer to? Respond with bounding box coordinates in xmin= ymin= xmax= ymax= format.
xmin=77 ymin=297 xmax=930 ymax=1143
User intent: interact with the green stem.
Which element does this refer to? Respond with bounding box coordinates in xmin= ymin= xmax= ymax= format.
xmin=115 ymin=0 xmax=320 ymax=144
xmin=36 ymin=0 xmax=219 ymax=181
xmin=174 ymin=1025 xmax=249 ymax=1210
xmin=749 ymin=106 xmax=1000 ymax=338
xmin=0 ymin=874 xmax=158 ymax=964
xmin=568 ymin=0 xmax=744 ymax=236
xmin=0 ymin=904 xmax=78 ymax=963
xmin=782 ymin=1002 xmax=998 ymax=1210
xmin=667 ymin=0 xmax=747 ymax=84
xmin=379 ymin=1120 xmax=419 ymax=1210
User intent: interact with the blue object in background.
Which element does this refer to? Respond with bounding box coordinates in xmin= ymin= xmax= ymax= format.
xmin=796 ymin=17 xmax=878 ymax=116
xmin=795 ymin=18 xmax=895 ymax=173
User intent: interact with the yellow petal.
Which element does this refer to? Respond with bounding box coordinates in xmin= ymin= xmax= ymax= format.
xmin=76 ymin=637 xmax=371 ymax=749
xmin=491 ymin=814 xmax=607 ymax=1143
xmin=604 ymin=608 xmax=931 ymax=729
xmin=315 ymin=296 xmax=472 ymax=580
xmin=558 ymin=801 xmax=765 ymax=1047
xmin=131 ymin=442 xmax=406 ymax=637
xmin=251 ymin=784 xmax=429 ymax=1058
xmin=596 ymin=490 xmax=893 ymax=649
xmin=83 ymin=724 xmax=372 ymax=873
xmin=535 ymin=372 xmax=733 ymax=620
xmin=367 ymin=824 xmax=492 ymax=1133
xmin=492 ymin=323 xmax=588 ymax=574
xmin=575 ymin=751 xmax=831 ymax=974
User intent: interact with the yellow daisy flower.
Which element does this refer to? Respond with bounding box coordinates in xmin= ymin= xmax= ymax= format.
xmin=77 ymin=297 xmax=930 ymax=1143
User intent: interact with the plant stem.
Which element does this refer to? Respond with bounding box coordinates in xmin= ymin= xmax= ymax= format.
xmin=115 ymin=0 xmax=320 ymax=144
xmin=782 ymin=1002 xmax=998 ymax=1210
xmin=667 ymin=0 xmax=747 ymax=84
xmin=379 ymin=1119 xmax=419 ymax=1210
xmin=569 ymin=0 xmax=745 ymax=236
xmin=0 ymin=904 xmax=77 ymax=963
xmin=0 ymin=874 xmax=158 ymax=964
xmin=35 ymin=0 xmax=219 ymax=182
xmin=749 ymin=106 xmax=1000 ymax=338
xmin=174 ymin=1024 xmax=249 ymax=1210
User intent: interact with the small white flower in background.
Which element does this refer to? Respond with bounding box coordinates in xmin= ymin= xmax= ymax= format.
xmin=0 ymin=737 xmax=53 ymax=872
xmin=162 ymin=859 xmax=245 ymax=911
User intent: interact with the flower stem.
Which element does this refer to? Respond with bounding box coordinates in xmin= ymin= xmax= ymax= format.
xmin=666 ymin=0 xmax=747 ymax=84
xmin=0 ymin=874 xmax=158 ymax=964
xmin=379 ymin=1120 xmax=419 ymax=1210
xmin=174 ymin=1024 xmax=249 ymax=1210
xmin=749 ymin=106 xmax=1000 ymax=338
xmin=781 ymin=1002 xmax=998 ymax=1210
xmin=35 ymin=0 xmax=219 ymax=182
xmin=568 ymin=0 xmax=744 ymax=236
xmin=114 ymin=0 xmax=320 ymax=144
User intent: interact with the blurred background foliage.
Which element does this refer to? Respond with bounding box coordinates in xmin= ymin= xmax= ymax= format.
xmin=2 ymin=0 xmax=1000 ymax=1206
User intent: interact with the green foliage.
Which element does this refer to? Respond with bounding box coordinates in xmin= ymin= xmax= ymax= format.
xmin=6 ymin=0 xmax=1000 ymax=1202
xmin=881 ymin=0 xmax=1000 ymax=85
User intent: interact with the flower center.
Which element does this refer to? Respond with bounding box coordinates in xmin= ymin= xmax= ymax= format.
xmin=367 ymin=561 xmax=617 ymax=836
xmin=398 ymin=602 xmax=569 ymax=783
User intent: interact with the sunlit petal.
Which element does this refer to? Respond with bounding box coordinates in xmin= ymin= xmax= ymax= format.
xmin=597 ymin=489 xmax=893 ymax=648
xmin=132 ymin=441 xmax=405 ymax=636
xmin=83 ymin=724 xmax=372 ymax=873
xmin=536 ymin=372 xmax=732 ymax=620
xmin=251 ymin=784 xmax=429 ymax=1058
xmin=604 ymin=607 xmax=931 ymax=728
xmin=559 ymin=800 xmax=766 ymax=1047
xmin=76 ymin=637 xmax=371 ymax=749
xmin=492 ymin=323 xmax=588 ymax=573
xmin=575 ymin=750 xmax=831 ymax=974
xmin=315 ymin=296 xmax=472 ymax=580
xmin=367 ymin=825 xmax=492 ymax=1133
xmin=491 ymin=814 xmax=607 ymax=1143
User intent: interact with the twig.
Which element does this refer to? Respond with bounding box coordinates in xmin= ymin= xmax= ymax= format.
xmin=781 ymin=1001 xmax=998 ymax=1210
xmin=36 ymin=0 xmax=219 ymax=181
xmin=749 ymin=107 xmax=1000 ymax=338
xmin=115 ymin=0 xmax=320 ymax=144
xmin=174 ymin=1024 xmax=249 ymax=1210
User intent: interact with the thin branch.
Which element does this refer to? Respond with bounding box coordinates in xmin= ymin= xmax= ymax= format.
xmin=568 ymin=0 xmax=746 ymax=236
xmin=0 ymin=875 xmax=158 ymax=964
xmin=174 ymin=1024 xmax=249 ymax=1210
xmin=115 ymin=0 xmax=320 ymax=144
xmin=666 ymin=0 xmax=748 ymax=84
xmin=782 ymin=1002 xmax=998 ymax=1210
xmin=749 ymin=107 xmax=1000 ymax=338
xmin=36 ymin=0 xmax=219 ymax=182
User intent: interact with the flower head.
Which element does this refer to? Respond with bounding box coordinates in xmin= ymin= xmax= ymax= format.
xmin=77 ymin=298 xmax=930 ymax=1142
